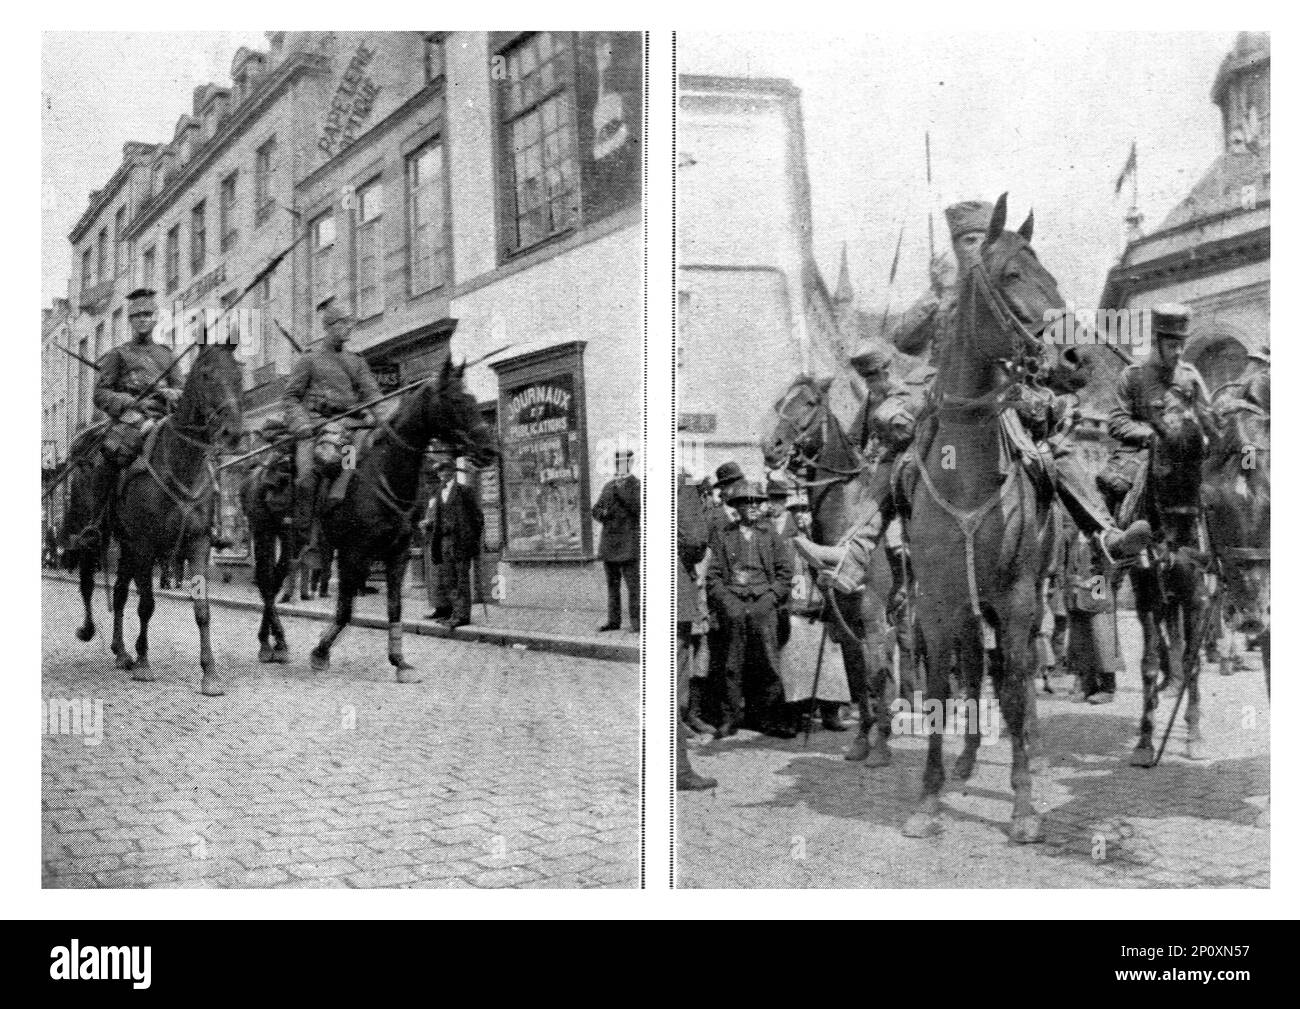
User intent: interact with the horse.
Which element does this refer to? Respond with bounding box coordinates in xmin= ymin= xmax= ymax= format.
xmin=1121 ymin=388 xmax=1212 ymax=765
xmin=1202 ymin=386 xmax=1269 ymax=692
xmin=288 ymin=358 xmax=497 ymax=681
xmin=63 ymin=342 xmax=244 ymax=696
xmin=239 ymin=444 xmax=299 ymax=663
xmin=904 ymin=194 xmax=1061 ymax=843
xmin=762 ymin=372 xmax=921 ymax=765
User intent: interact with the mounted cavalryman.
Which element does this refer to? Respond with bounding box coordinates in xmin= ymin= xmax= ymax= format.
xmin=70 ymin=287 xmax=182 ymax=548
xmin=1100 ymin=303 xmax=1213 ymax=512
xmin=283 ymin=296 xmax=382 ymax=566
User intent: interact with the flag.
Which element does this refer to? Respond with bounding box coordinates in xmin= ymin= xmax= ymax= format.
xmin=1114 ymin=142 xmax=1137 ymax=197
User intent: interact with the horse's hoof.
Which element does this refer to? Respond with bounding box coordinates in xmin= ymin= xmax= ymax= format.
xmin=862 ymin=745 xmax=892 ymax=768
xmin=1186 ymin=738 xmax=1209 ymax=761
xmin=1130 ymin=745 xmax=1156 ymax=768
xmin=270 ymin=645 xmax=290 ymax=664
xmin=309 ymin=649 xmax=330 ymax=672
xmin=902 ymin=812 xmax=943 ymax=838
xmin=843 ymin=734 xmax=872 ymax=762
xmin=395 ymin=664 xmax=422 ymax=684
xmin=1009 ymin=815 xmax=1044 ymax=844
xmin=258 ymin=645 xmax=275 ymax=663
xmin=130 ymin=664 xmax=154 ymax=682
xmin=200 ymin=677 xmax=225 ymax=697
xmin=115 ymin=653 xmax=134 ymax=672
xmin=75 ymin=626 xmax=95 ymax=642
xmin=954 ymin=753 xmax=977 ymax=782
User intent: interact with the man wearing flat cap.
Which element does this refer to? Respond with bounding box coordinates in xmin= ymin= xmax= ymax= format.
xmin=889 ymin=200 xmax=992 ymax=365
xmin=707 ymin=480 xmax=795 ymax=739
xmin=1101 ymin=303 xmax=1213 ymax=508
xmin=283 ymin=296 xmax=382 ymax=564
xmin=71 ymin=288 xmax=182 ymax=547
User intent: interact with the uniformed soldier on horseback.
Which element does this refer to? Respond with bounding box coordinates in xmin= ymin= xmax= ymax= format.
xmin=69 ymin=287 xmax=182 ymax=548
xmin=283 ymin=296 xmax=381 ymax=568
xmin=796 ymin=313 xmax=1154 ymax=593
xmin=1099 ymin=304 xmax=1213 ymax=511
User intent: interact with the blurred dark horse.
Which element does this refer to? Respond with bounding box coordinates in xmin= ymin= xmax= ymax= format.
xmin=1122 ymin=389 xmax=1211 ymax=765
xmin=763 ymin=372 xmax=920 ymax=766
xmin=296 ymin=359 xmax=497 ymax=681
xmin=63 ymin=344 xmax=244 ymax=696
xmin=905 ymin=194 xmax=1060 ymax=843
xmin=1202 ymin=386 xmax=1269 ymax=693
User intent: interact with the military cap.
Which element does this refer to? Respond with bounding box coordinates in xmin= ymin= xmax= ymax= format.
xmin=945 ymin=200 xmax=993 ymax=240
xmin=849 ymin=339 xmax=893 ymax=375
xmin=1248 ymin=344 xmax=1270 ymax=364
xmin=715 ymin=461 xmax=745 ymax=487
xmin=434 ymin=456 xmax=457 ymax=473
xmin=318 ymin=296 xmax=353 ymax=326
xmin=1151 ymin=303 xmax=1193 ymax=340
xmin=766 ymin=477 xmax=791 ymax=499
xmin=126 ymin=288 xmax=158 ymax=315
xmin=725 ymin=480 xmax=767 ymax=505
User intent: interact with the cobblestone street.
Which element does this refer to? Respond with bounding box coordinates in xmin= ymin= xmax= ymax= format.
xmin=41 ymin=579 xmax=640 ymax=889
xmin=678 ymin=614 xmax=1270 ymax=888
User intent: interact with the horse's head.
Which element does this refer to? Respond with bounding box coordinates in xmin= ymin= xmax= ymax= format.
xmin=177 ymin=343 xmax=244 ymax=452
xmin=416 ymin=358 xmax=499 ymax=469
xmin=762 ymin=374 xmax=831 ymax=470
xmin=966 ymin=193 xmax=1067 ymax=371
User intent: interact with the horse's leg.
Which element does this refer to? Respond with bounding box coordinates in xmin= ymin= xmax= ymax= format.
xmin=995 ymin=596 xmax=1043 ymax=844
xmin=310 ymin=552 xmax=363 ymax=672
xmin=188 ymin=536 xmax=222 ymax=697
xmin=953 ymin=624 xmax=985 ymax=784
xmin=110 ymin=554 xmax=133 ymax=671
xmin=319 ymin=542 xmax=333 ymax=598
xmin=1130 ymin=587 xmax=1160 ymax=766
xmin=131 ymin=563 xmax=156 ymax=681
xmin=75 ymin=547 xmax=97 ymax=642
xmin=1184 ymin=591 xmax=1208 ymax=760
xmin=253 ymin=529 xmax=276 ymax=663
xmin=386 ymin=552 xmax=420 ymax=683
xmin=267 ymin=529 xmax=291 ymax=662
xmin=903 ymin=607 xmax=952 ymax=838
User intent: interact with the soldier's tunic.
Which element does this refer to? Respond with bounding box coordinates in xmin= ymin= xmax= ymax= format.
xmin=1103 ymin=358 xmax=1211 ymax=504
xmin=94 ymin=340 xmax=180 ymax=419
xmin=888 ymin=285 xmax=959 ymax=366
xmin=283 ymin=347 xmax=382 ymax=430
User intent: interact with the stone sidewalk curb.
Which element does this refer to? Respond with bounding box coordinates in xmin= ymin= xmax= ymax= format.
xmin=42 ymin=572 xmax=640 ymax=665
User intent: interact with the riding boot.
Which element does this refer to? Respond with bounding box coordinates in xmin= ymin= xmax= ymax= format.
xmin=884 ymin=542 xmax=908 ymax=620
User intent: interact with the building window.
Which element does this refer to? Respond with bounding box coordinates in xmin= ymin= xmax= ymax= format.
xmin=355 ymin=179 xmax=384 ymax=320
xmin=191 ymin=201 xmax=206 ymax=274
xmin=96 ymin=228 xmax=109 ymax=284
xmin=80 ymin=248 xmax=93 ymax=292
xmin=114 ymin=206 xmax=127 ymax=277
xmin=498 ymin=32 xmax=578 ymax=254
xmin=407 ymin=142 xmax=447 ymax=296
xmin=424 ymin=35 xmax=445 ymax=83
xmin=165 ymin=225 xmax=181 ymax=293
xmin=255 ymin=136 xmax=276 ymax=226
xmin=310 ymin=212 xmax=336 ymax=340
xmin=110 ymin=307 xmax=123 ymax=347
xmin=142 ymin=246 xmax=156 ymax=288
xmin=220 ymin=171 xmax=238 ymax=252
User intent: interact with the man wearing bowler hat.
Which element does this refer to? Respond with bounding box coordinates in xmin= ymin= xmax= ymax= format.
xmin=707 ymin=480 xmax=795 ymax=739
xmin=1101 ymin=303 xmax=1213 ymax=509
xmin=592 ymin=448 xmax=641 ymax=633
xmin=420 ymin=457 xmax=484 ymax=628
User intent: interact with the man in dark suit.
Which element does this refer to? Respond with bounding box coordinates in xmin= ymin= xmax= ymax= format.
xmin=593 ymin=449 xmax=641 ymax=633
xmin=420 ymin=458 xmax=483 ymax=628
xmin=707 ymin=480 xmax=795 ymax=739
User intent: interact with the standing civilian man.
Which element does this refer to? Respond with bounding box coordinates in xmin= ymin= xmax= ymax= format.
xmin=593 ymin=449 xmax=641 ymax=633
xmin=421 ymin=458 xmax=483 ymax=628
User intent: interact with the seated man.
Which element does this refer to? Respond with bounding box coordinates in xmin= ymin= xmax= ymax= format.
xmin=283 ymin=297 xmax=380 ymax=568
xmin=69 ymin=288 xmax=182 ymax=548
xmin=796 ymin=337 xmax=1151 ymax=593
xmin=707 ymin=480 xmax=795 ymax=740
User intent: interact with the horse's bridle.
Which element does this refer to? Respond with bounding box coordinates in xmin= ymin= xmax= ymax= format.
xmin=770 ymin=382 xmax=869 ymax=488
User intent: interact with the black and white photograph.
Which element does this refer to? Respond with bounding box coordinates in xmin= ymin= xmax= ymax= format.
xmin=674 ymin=31 xmax=1270 ymax=889
xmin=40 ymin=30 xmax=644 ymax=889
